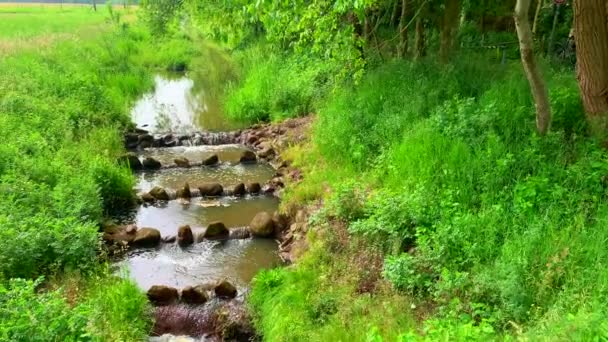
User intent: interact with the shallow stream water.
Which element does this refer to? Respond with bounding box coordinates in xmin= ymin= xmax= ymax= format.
xmin=114 ymin=61 xmax=281 ymax=298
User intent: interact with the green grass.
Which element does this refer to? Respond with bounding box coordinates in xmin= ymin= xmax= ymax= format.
xmin=0 ymin=5 xmax=110 ymax=39
xmin=0 ymin=6 xmax=196 ymax=339
xmin=249 ymin=54 xmax=608 ymax=340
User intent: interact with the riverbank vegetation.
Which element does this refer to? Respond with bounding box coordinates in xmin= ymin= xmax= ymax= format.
xmin=0 ymin=5 xmax=195 ymax=339
xmin=142 ymin=0 xmax=608 ymax=340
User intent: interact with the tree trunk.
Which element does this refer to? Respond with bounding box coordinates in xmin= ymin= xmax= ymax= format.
xmin=397 ymin=0 xmax=409 ymax=58
xmin=514 ymin=0 xmax=552 ymax=135
xmin=391 ymin=0 xmax=400 ymax=27
xmin=415 ymin=18 xmax=426 ymax=60
xmin=547 ymin=3 xmax=561 ymax=55
xmin=532 ymin=0 xmax=543 ymax=34
xmin=574 ymin=0 xmax=608 ymax=134
xmin=439 ymin=0 xmax=461 ymax=63
xmin=92 ymin=0 xmax=97 ymax=12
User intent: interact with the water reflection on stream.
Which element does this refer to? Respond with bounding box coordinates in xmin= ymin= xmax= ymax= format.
xmin=116 ymin=45 xmax=281 ymax=293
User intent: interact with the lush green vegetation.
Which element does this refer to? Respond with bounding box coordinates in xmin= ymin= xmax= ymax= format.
xmin=0 ymin=5 xmax=194 ymax=340
xmin=139 ymin=0 xmax=608 ymax=340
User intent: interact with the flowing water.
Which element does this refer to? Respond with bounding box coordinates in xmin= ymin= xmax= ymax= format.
xmin=115 ymin=52 xmax=281 ymax=299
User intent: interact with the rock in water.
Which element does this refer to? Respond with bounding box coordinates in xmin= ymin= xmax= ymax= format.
xmin=249 ymin=212 xmax=275 ymax=237
xmin=239 ymin=150 xmax=257 ymax=163
xmin=118 ymin=153 xmax=142 ymax=170
xmin=149 ymin=186 xmax=170 ymax=201
xmin=141 ymin=192 xmax=156 ymax=203
xmin=203 ymin=222 xmax=229 ymax=239
xmin=177 ymin=225 xmax=194 ymax=247
xmin=147 ymin=285 xmax=179 ymax=305
xmin=132 ymin=227 xmax=161 ymax=247
xmin=198 ymin=183 xmax=223 ymax=197
xmin=181 ymin=285 xmax=209 ymax=304
xmin=229 ymin=227 xmax=251 ymax=239
xmin=232 ymin=183 xmax=246 ymax=197
xmin=214 ymin=280 xmax=237 ymax=299
xmin=176 ymin=183 xmax=191 ymax=199
xmin=246 ymin=182 xmax=261 ymax=194
xmin=174 ymin=157 xmax=190 ymax=168
xmin=143 ymin=157 xmax=162 ymax=170
xmin=202 ymin=154 xmax=219 ymax=166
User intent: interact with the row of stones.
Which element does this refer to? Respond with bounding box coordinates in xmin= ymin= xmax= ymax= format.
xmin=147 ymin=280 xmax=238 ymax=306
xmin=124 ymin=130 xmax=243 ymax=150
xmin=119 ymin=151 xmax=257 ymax=172
xmin=140 ymin=182 xmax=265 ymax=203
xmin=103 ymin=212 xmax=284 ymax=248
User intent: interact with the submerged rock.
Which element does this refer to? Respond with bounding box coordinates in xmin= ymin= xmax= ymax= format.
xmin=239 ymin=150 xmax=257 ymax=163
xmin=202 ymin=154 xmax=219 ymax=166
xmin=203 ymin=222 xmax=229 ymax=239
xmin=177 ymin=225 xmax=194 ymax=247
xmin=149 ymin=186 xmax=170 ymax=201
xmin=132 ymin=227 xmax=161 ymax=247
xmin=143 ymin=157 xmax=162 ymax=170
xmin=249 ymin=212 xmax=275 ymax=238
xmin=214 ymin=280 xmax=237 ymax=299
xmin=198 ymin=183 xmax=223 ymax=197
xmin=148 ymin=285 xmax=179 ymax=305
xmin=181 ymin=285 xmax=209 ymax=305
xmin=228 ymin=227 xmax=251 ymax=240
xmin=174 ymin=157 xmax=190 ymax=168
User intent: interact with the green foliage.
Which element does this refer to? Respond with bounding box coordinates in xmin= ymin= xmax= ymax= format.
xmin=225 ymin=46 xmax=333 ymax=123
xmin=0 ymin=274 xmax=151 ymax=341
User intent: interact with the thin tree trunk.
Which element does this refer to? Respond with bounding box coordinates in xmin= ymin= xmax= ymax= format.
xmin=532 ymin=0 xmax=543 ymax=34
xmin=415 ymin=18 xmax=425 ymax=60
xmin=92 ymin=0 xmax=97 ymax=12
xmin=514 ymin=0 xmax=552 ymax=135
xmin=397 ymin=0 xmax=409 ymax=58
xmin=574 ymin=0 xmax=608 ymax=133
xmin=439 ymin=0 xmax=461 ymax=63
xmin=391 ymin=0 xmax=400 ymax=27
xmin=547 ymin=3 xmax=561 ymax=55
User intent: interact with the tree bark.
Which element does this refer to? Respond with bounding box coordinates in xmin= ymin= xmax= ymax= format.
xmin=415 ymin=17 xmax=425 ymax=60
xmin=439 ymin=0 xmax=461 ymax=63
xmin=574 ymin=0 xmax=608 ymax=133
xmin=397 ymin=0 xmax=409 ymax=58
xmin=514 ymin=0 xmax=552 ymax=135
xmin=532 ymin=0 xmax=543 ymax=34
xmin=92 ymin=0 xmax=97 ymax=11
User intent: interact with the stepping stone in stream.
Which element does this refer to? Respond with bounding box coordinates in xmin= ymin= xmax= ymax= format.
xmin=246 ymin=182 xmax=261 ymax=194
xmin=149 ymin=186 xmax=170 ymax=201
xmin=181 ymin=285 xmax=209 ymax=304
xmin=177 ymin=225 xmax=194 ymax=247
xmin=176 ymin=183 xmax=191 ymax=199
xmin=232 ymin=183 xmax=246 ymax=197
xmin=249 ymin=212 xmax=275 ymax=238
xmin=202 ymin=154 xmax=219 ymax=166
xmin=174 ymin=157 xmax=190 ymax=168
xmin=199 ymin=183 xmax=223 ymax=197
xmin=203 ymin=222 xmax=229 ymax=240
xmin=143 ymin=157 xmax=162 ymax=170
xmin=239 ymin=150 xmax=257 ymax=163
xmin=214 ymin=280 xmax=237 ymax=299
xmin=132 ymin=227 xmax=161 ymax=247
xmin=147 ymin=285 xmax=179 ymax=305
xmin=118 ymin=152 xmax=143 ymax=170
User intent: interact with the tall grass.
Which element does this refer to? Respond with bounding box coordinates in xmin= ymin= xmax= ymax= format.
xmin=251 ymin=54 xmax=608 ymax=339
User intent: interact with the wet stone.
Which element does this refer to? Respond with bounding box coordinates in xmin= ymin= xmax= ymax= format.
xmin=143 ymin=157 xmax=162 ymax=170
xmin=214 ymin=280 xmax=237 ymax=299
xmin=147 ymin=285 xmax=179 ymax=305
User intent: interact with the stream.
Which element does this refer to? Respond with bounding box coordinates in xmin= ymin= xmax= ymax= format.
xmin=112 ymin=64 xmax=283 ymax=340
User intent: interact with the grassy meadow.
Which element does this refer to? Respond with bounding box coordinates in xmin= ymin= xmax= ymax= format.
xmin=0 ymin=4 xmax=193 ymax=340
